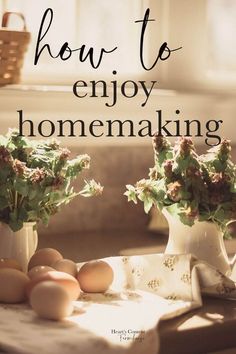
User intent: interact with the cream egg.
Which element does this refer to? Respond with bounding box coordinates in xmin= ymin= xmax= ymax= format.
xmin=28 ymin=265 xmax=55 ymax=279
xmin=52 ymin=259 xmax=77 ymax=278
xmin=77 ymin=260 xmax=114 ymax=293
xmin=0 ymin=268 xmax=29 ymax=303
xmin=0 ymin=258 xmax=22 ymax=271
xmin=30 ymin=281 xmax=73 ymax=320
xmin=28 ymin=248 xmax=63 ymax=270
xmin=26 ymin=270 xmax=80 ymax=300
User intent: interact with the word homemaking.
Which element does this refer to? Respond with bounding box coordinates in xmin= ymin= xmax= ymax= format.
xmin=18 ymin=110 xmax=223 ymax=146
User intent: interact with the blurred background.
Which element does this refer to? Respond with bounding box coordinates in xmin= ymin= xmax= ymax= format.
xmin=0 ymin=0 xmax=235 ymax=261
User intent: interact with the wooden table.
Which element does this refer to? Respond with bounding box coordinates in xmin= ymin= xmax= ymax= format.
xmin=158 ymin=297 xmax=236 ymax=354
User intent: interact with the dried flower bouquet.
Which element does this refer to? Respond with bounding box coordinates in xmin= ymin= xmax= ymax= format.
xmin=0 ymin=130 xmax=103 ymax=231
xmin=125 ymin=135 xmax=236 ymax=238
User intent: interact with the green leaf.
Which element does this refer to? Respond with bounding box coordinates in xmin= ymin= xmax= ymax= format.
xmin=14 ymin=178 xmax=29 ymax=197
xmin=124 ymin=185 xmax=137 ymax=204
xmin=198 ymin=213 xmax=210 ymax=222
xmin=28 ymin=189 xmax=38 ymax=200
xmin=0 ymin=196 xmax=9 ymax=209
xmin=39 ymin=209 xmax=50 ymax=225
xmin=18 ymin=207 xmax=28 ymax=221
xmin=0 ymin=165 xmax=12 ymax=182
xmin=143 ymin=198 xmax=153 ymax=214
xmin=27 ymin=210 xmax=38 ymax=221
xmin=9 ymin=211 xmax=23 ymax=231
xmin=166 ymin=203 xmax=180 ymax=216
xmin=179 ymin=213 xmax=195 ymax=226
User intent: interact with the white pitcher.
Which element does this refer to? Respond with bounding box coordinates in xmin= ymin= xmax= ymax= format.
xmin=163 ymin=209 xmax=231 ymax=276
xmin=0 ymin=222 xmax=38 ymax=273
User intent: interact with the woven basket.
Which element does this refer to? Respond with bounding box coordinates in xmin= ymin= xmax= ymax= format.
xmin=0 ymin=12 xmax=31 ymax=86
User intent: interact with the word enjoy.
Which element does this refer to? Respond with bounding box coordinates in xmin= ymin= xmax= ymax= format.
xmin=73 ymin=71 xmax=157 ymax=107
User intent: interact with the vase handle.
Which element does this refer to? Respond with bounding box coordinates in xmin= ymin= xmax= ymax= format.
xmin=230 ymin=255 xmax=236 ymax=280
xmin=226 ymin=220 xmax=236 ymax=227
xmin=225 ymin=220 xmax=236 ymax=273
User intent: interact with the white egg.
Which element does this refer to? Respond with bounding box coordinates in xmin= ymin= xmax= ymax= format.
xmin=52 ymin=259 xmax=77 ymax=277
xmin=26 ymin=270 xmax=80 ymax=300
xmin=28 ymin=265 xmax=55 ymax=279
xmin=0 ymin=258 xmax=22 ymax=271
xmin=77 ymin=260 xmax=114 ymax=293
xmin=30 ymin=281 xmax=73 ymax=320
xmin=28 ymin=248 xmax=63 ymax=270
xmin=0 ymin=269 xmax=29 ymax=303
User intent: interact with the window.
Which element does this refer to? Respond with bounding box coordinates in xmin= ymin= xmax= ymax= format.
xmin=1 ymin=0 xmax=148 ymax=84
xmin=147 ymin=0 xmax=236 ymax=91
xmin=207 ymin=0 xmax=236 ymax=82
xmin=1 ymin=0 xmax=236 ymax=90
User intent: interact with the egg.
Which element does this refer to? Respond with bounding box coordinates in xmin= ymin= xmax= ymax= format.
xmin=26 ymin=270 xmax=80 ymax=300
xmin=52 ymin=259 xmax=77 ymax=277
xmin=77 ymin=260 xmax=114 ymax=293
xmin=0 ymin=268 xmax=29 ymax=303
xmin=28 ymin=248 xmax=63 ymax=270
xmin=30 ymin=281 xmax=73 ymax=320
xmin=28 ymin=265 xmax=55 ymax=279
xmin=0 ymin=258 xmax=22 ymax=271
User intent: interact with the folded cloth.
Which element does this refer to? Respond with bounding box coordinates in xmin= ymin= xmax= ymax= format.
xmin=0 ymin=253 xmax=236 ymax=354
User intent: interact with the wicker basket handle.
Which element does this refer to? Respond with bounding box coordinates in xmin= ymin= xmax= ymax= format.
xmin=2 ymin=12 xmax=27 ymax=31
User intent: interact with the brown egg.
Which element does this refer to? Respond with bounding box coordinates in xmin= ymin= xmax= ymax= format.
xmin=28 ymin=248 xmax=63 ymax=270
xmin=0 ymin=258 xmax=22 ymax=271
xmin=30 ymin=281 xmax=73 ymax=320
xmin=52 ymin=259 xmax=77 ymax=278
xmin=0 ymin=268 xmax=29 ymax=303
xmin=26 ymin=270 xmax=80 ymax=300
xmin=28 ymin=265 xmax=55 ymax=279
xmin=77 ymin=260 xmax=114 ymax=293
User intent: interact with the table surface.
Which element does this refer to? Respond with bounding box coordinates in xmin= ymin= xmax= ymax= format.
xmin=1 ymin=298 xmax=235 ymax=354
xmin=158 ymin=297 xmax=236 ymax=354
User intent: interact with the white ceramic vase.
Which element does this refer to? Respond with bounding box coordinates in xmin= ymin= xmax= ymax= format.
xmin=163 ymin=209 xmax=231 ymax=276
xmin=0 ymin=222 xmax=38 ymax=273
